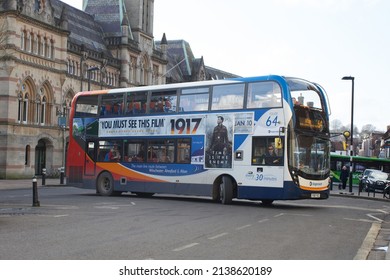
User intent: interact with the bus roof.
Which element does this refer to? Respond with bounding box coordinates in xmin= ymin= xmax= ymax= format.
xmin=104 ymin=75 xmax=294 ymax=94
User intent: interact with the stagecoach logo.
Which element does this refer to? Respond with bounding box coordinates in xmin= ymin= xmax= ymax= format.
xmin=310 ymin=181 xmax=323 ymax=187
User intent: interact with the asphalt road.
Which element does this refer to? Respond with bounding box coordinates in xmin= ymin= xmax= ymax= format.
xmin=0 ymin=186 xmax=389 ymax=260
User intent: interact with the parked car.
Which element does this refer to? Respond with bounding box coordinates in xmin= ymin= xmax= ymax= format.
xmin=360 ymin=169 xmax=390 ymax=192
xmin=358 ymin=169 xmax=376 ymax=191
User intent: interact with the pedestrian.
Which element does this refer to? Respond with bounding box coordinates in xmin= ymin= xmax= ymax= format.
xmin=340 ymin=165 xmax=349 ymax=190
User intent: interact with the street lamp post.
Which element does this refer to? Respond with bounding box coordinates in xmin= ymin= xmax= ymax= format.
xmin=88 ymin=66 xmax=100 ymax=91
xmin=342 ymin=76 xmax=355 ymax=193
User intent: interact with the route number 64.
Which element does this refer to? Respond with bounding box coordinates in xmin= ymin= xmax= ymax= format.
xmin=266 ymin=116 xmax=279 ymax=127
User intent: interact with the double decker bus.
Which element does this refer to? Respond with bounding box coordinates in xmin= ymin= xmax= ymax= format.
xmin=66 ymin=75 xmax=331 ymax=204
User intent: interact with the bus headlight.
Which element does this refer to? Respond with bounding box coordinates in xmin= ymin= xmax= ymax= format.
xmin=291 ymin=170 xmax=299 ymax=186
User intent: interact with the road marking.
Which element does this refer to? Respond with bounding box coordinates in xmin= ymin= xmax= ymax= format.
xmin=208 ymin=233 xmax=228 ymax=240
xmin=367 ymin=213 xmax=384 ymax=222
xmin=44 ymin=205 xmax=79 ymax=210
xmin=172 ymin=243 xmax=199 ymax=252
xmin=354 ymin=222 xmax=381 ymax=260
xmin=258 ymin=219 xmax=269 ymax=223
xmin=54 ymin=215 xmax=69 ymax=218
xmin=344 ymin=218 xmax=377 ymax=223
xmin=278 ymin=202 xmax=389 ymax=214
xmin=94 ymin=204 xmax=133 ymax=210
xmin=236 ymin=224 xmax=252 ymax=230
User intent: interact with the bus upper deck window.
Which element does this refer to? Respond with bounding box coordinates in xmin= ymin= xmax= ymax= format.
xmin=75 ymin=96 xmax=98 ymax=117
xmin=125 ymin=92 xmax=147 ymax=115
xmin=101 ymin=94 xmax=124 ymax=116
xmin=150 ymin=90 xmax=177 ymax=113
xmin=180 ymin=87 xmax=209 ymax=112
xmin=211 ymin=84 xmax=245 ymax=110
xmin=247 ymin=81 xmax=281 ymax=109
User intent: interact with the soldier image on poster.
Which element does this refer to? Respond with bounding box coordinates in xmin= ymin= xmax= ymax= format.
xmin=205 ymin=115 xmax=232 ymax=168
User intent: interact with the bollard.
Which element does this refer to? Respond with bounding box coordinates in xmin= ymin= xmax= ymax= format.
xmin=32 ymin=176 xmax=40 ymax=207
xmin=329 ymin=175 xmax=333 ymax=191
xmin=42 ymin=168 xmax=46 ymax=186
xmin=60 ymin=167 xmax=64 ymax=185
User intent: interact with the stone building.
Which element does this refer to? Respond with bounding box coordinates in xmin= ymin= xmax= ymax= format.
xmin=0 ymin=0 xmax=167 ymax=178
xmin=0 ymin=0 xmax=239 ymax=179
xmin=156 ymin=38 xmax=240 ymax=83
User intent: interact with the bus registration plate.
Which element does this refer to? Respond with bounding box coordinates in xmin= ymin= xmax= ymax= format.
xmin=311 ymin=193 xmax=321 ymax=198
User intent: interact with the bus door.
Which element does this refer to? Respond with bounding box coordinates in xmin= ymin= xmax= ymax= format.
xmin=84 ymin=141 xmax=96 ymax=176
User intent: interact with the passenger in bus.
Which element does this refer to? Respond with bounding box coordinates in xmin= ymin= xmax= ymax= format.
xmin=148 ymin=149 xmax=157 ymax=162
xmin=156 ymin=98 xmax=164 ymax=112
xmin=107 ymin=144 xmax=121 ymax=162
xmin=113 ymin=103 xmax=120 ymax=114
xmin=263 ymin=144 xmax=281 ymax=165
xmin=129 ymin=146 xmax=145 ymax=162
xmin=104 ymin=103 xmax=113 ymax=115
xmin=100 ymin=105 xmax=106 ymax=116
xmin=159 ymin=154 xmax=171 ymax=163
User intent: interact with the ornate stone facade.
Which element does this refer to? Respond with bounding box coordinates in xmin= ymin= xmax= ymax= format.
xmin=0 ymin=0 xmax=167 ymax=178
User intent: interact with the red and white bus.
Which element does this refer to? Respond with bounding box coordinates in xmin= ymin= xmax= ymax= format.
xmin=66 ymin=75 xmax=331 ymax=204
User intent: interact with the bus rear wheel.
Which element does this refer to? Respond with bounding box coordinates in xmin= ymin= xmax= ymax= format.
xmin=220 ymin=176 xmax=233 ymax=204
xmin=97 ymin=172 xmax=114 ymax=196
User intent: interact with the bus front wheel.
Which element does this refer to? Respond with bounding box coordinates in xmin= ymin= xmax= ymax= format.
xmin=97 ymin=172 xmax=114 ymax=196
xmin=261 ymin=199 xmax=274 ymax=206
xmin=220 ymin=176 xmax=233 ymax=204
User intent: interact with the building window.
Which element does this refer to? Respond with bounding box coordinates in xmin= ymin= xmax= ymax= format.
xmin=37 ymin=36 xmax=42 ymax=55
xmin=68 ymin=59 xmax=73 ymax=74
xmin=42 ymin=37 xmax=46 ymax=57
xmin=23 ymin=93 xmax=29 ymax=124
xmin=25 ymin=145 xmax=30 ymax=166
xmin=35 ymin=98 xmax=41 ymax=124
xmin=17 ymin=93 xmax=23 ymax=122
xmin=20 ymin=31 xmax=25 ymax=50
xmin=46 ymin=38 xmax=50 ymax=58
xmin=41 ymin=96 xmax=46 ymax=125
xmin=34 ymin=34 xmax=38 ymax=55
xmin=51 ymin=40 xmax=55 ymax=58
xmin=27 ymin=32 xmax=32 ymax=53
xmin=35 ymin=0 xmax=45 ymax=14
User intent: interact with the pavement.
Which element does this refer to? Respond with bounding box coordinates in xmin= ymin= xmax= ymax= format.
xmin=0 ymin=178 xmax=389 ymax=259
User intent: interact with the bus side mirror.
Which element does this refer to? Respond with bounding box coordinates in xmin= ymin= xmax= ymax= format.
xmin=275 ymin=137 xmax=283 ymax=149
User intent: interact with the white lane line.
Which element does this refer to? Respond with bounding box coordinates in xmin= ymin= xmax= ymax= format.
xmin=344 ymin=218 xmax=377 ymax=223
xmin=236 ymin=224 xmax=252 ymax=230
xmin=208 ymin=232 xmax=229 ymax=240
xmin=172 ymin=243 xmax=199 ymax=252
xmin=367 ymin=213 xmax=384 ymax=222
xmin=258 ymin=219 xmax=269 ymax=223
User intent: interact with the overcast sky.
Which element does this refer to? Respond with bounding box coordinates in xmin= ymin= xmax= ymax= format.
xmin=63 ymin=0 xmax=390 ymax=132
